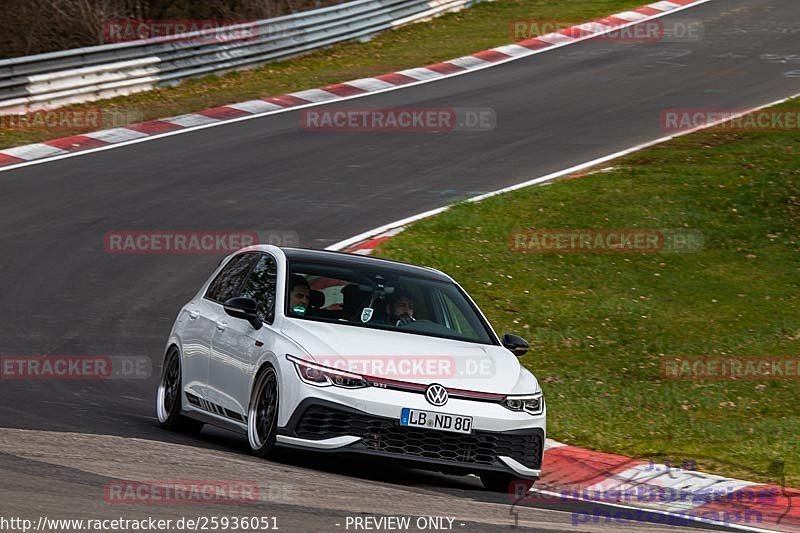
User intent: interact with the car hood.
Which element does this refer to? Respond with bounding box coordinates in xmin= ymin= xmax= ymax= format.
xmin=279 ymin=319 xmax=527 ymax=394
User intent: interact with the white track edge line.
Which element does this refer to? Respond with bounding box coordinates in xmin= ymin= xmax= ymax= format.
xmin=326 ymin=89 xmax=800 ymax=251
xmin=0 ymin=0 xmax=715 ymax=175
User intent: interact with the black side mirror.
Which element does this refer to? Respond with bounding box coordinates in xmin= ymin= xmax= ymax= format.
xmin=223 ymin=297 xmax=262 ymax=330
xmin=502 ymin=333 xmax=529 ymax=356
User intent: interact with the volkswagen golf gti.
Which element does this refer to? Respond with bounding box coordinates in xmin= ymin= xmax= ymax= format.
xmin=156 ymin=245 xmax=545 ymax=490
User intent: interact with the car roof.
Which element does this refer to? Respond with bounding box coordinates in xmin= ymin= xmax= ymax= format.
xmin=280 ymin=247 xmax=451 ymax=282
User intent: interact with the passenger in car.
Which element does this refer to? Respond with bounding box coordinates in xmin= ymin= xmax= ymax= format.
xmin=309 ymin=290 xmax=325 ymax=310
xmin=341 ymin=284 xmax=371 ymax=323
xmin=288 ymin=274 xmax=311 ymax=315
xmin=306 ymin=288 xmax=342 ymax=320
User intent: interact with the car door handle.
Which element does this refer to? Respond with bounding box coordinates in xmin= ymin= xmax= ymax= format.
xmin=188 ymin=310 xmax=199 ymax=320
xmin=216 ymin=321 xmax=227 ymax=331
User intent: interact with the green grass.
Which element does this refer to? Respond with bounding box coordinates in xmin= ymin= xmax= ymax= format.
xmin=376 ymin=99 xmax=800 ymax=486
xmin=0 ymin=0 xmax=644 ymax=149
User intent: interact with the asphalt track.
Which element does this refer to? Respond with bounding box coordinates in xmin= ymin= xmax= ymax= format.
xmin=1 ymin=0 xmax=799 ymax=530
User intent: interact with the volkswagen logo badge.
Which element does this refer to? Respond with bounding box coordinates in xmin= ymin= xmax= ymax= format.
xmin=425 ymin=383 xmax=448 ymax=406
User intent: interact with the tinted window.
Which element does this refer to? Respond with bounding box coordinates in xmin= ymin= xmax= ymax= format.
xmin=240 ymin=254 xmax=278 ymax=324
xmin=286 ymin=260 xmax=496 ymax=345
xmin=205 ymin=253 xmax=258 ymax=303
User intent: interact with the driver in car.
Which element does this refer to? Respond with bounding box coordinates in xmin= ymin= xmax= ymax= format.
xmin=386 ymin=291 xmax=415 ymax=327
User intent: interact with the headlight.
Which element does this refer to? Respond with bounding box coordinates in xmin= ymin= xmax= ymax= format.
xmin=286 ymin=354 xmax=368 ymax=389
xmin=502 ymin=392 xmax=544 ymax=415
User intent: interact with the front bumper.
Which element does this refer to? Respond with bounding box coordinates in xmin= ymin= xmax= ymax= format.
xmin=276 ymin=398 xmax=544 ymax=479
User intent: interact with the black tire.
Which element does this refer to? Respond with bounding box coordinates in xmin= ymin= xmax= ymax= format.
xmin=156 ymin=347 xmax=204 ymax=434
xmin=247 ymin=365 xmax=279 ymax=458
xmin=480 ymin=473 xmax=534 ymax=493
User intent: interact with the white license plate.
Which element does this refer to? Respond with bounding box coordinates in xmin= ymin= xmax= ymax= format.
xmin=399 ymin=407 xmax=473 ymax=434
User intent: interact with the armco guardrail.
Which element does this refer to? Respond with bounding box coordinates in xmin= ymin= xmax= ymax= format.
xmin=0 ymin=0 xmax=486 ymax=115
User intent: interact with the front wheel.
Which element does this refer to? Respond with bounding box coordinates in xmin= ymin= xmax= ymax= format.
xmin=156 ymin=347 xmax=204 ymax=434
xmin=248 ymin=365 xmax=279 ymax=458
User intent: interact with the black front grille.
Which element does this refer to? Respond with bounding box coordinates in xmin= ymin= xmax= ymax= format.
xmin=294 ymin=405 xmax=542 ymax=469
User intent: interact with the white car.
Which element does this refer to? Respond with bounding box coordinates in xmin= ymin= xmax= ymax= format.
xmin=157 ymin=246 xmax=545 ymax=491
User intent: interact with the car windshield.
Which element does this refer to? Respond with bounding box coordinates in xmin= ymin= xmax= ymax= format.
xmin=285 ymin=259 xmax=496 ymax=345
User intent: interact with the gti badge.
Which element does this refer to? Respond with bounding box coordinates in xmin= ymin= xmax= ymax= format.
xmin=425 ymin=383 xmax=448 ymax=406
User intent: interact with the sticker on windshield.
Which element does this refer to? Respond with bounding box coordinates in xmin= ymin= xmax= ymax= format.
xmin=292 ymin=305 xmax=306 ymax=316
xmin=360 ymin=307 xmax=374 ymax=323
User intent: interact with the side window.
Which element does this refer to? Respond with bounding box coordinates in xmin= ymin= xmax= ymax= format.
xmin=241 ymin=254 xmax=278 ymax=324
xmin=441 ymin=292 xmax=478 ymax=338
xmin=205 ymin=253 xmax=258 ymax=303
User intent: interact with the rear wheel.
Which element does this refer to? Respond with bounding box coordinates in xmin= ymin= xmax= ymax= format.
xmin=480 ymin=472 xmax=534 ymax=493
xmin=248 ymin=365 xmax=279 ymax=458
xmin=156 ymin=347 xmax=204 ymax=434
